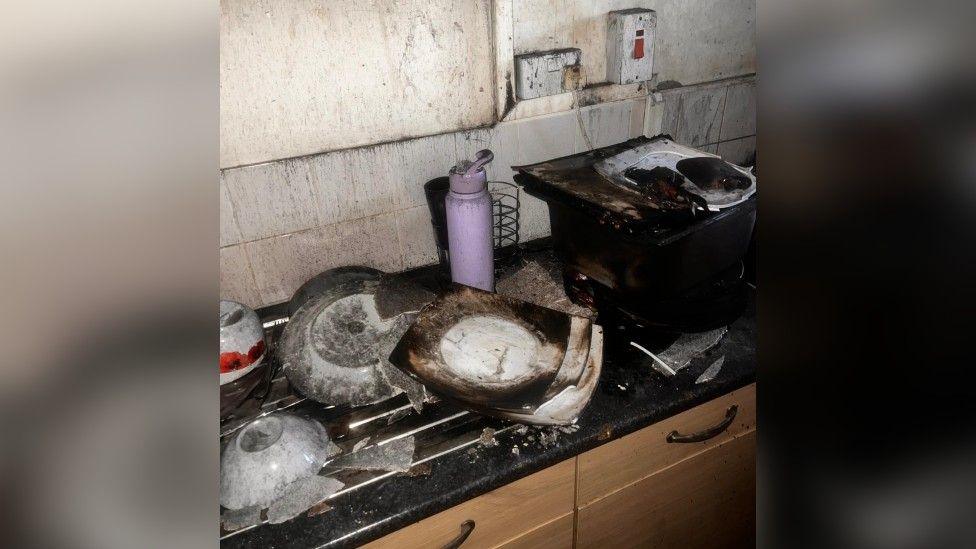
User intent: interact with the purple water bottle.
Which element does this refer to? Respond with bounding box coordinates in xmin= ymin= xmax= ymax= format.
xmin=446 ymin=149 xmax=495 ymax=292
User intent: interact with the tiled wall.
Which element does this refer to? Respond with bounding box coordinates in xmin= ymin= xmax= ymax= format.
xmin=220 ymin=98 xmax=647 ymax=308
xmin=653 ymin=76 xmax=757 ymax=165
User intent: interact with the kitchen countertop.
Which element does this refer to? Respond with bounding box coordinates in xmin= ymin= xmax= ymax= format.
xmin=223 ymin=244 xmax=757 ymax=549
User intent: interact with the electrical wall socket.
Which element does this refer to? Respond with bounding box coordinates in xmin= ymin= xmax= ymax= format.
xmin=514 ymin=48 xmax=583 ymax=100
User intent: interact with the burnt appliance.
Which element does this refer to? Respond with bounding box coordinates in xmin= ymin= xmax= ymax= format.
xmin=513 ymin=135 xmax=756 ymax=333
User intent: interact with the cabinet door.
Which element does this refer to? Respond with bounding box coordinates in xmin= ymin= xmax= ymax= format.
xmin=577 ymin=430 xmax=756 ymax=549
xmin=363 ymin=458 xmax=575 ymax=549
xmin=578 ymin=383 xmax=756 ymax=506
xmin=495 ymin=512 xmax=574 ymax=549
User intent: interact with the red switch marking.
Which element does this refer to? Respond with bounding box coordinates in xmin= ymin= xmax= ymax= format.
xmin=634 ymin=29 xmax=645 ymax=59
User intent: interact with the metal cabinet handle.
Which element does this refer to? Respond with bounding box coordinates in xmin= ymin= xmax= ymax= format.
xmin=441 ymin=520 xmax=476 ymax=549
xmin=666 ymin=405 xmax=738 ymax=443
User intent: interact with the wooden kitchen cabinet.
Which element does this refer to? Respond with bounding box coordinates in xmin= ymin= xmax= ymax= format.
xmin=363 ymin=384 xmax=756 ymax=548
xmin=495 ymin=512 xmax=574 ymax=549
xmin=363 ymin=458 xmax=575 ymax=549
xmin=578 ymin=383 xmax=756 ymax=505
xmin=577 ymin=430 xmax=756 ymax=549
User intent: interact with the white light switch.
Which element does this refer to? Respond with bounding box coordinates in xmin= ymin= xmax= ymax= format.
xmin=607 ymin=8 xmax=656 ymax=85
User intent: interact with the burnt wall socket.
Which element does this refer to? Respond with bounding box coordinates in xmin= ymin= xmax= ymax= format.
xmin=514 ymin=48 xmax=583 ymax=100
xmin=607 ymin=8 xmax=656 ymax=85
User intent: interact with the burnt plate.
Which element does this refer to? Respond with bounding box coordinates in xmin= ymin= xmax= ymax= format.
xmin=389 ymin=285 xmax=571 ymax=412
xmin=280 ymin=270 xmax=419 ymax=407
xmin=486 ymin=324 xmax=603 ymax=425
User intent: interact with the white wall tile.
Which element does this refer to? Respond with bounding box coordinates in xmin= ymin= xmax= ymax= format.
xmin=659 ymin=88 xmax=682 ymax=137
xmin=245 ymin=213 xmax=403 ymax=306
xmin=629 ymin=97 xmax=647 ymax=138
xmin=393 ymin=133 xmax=458 ymax=211
xmin=514 ymin=112 xmax=576 ymax=241
xmin=396 ymin=205 xmax=440 ymax=269
xmin=569 ymin=0 xmax=612 ymax=85
xmin=516 ymin=111 xmax=577 ymax=165
xmin=333 ymin=213 xmax=404 ymax=273
xmin=245 ymin=225 xmax=339 ymax=306
xmin=454 ymin=128 xmax=494 ymax=166
xmin=513 ymin=0 xmax=562 ymax=55
xmin=220 ymin=177 xmax=242 ymax=247
xmin=487 ymin=121 xmax=520 ymax=184
xmin=220 ymin=0 xmax=494 ymax=168
xmin=717 ymin=136 xmax=756 ymax=166
xmin=720 ymin=81 xmax=756 ymax=141
xmin=674 ymin=85 xmax=727 ymax=147
xmin=644 ymin=98 xmax=664 ymax=136
xmin=220 ymin=245 xmax=261 ymax=308
xmin=223 ymin=158 xmax=324 ymax=242
xmin=646 ymin=0 xmax=755 ymax=86
xmin=575 ymin=100 xmax=635 ymax=153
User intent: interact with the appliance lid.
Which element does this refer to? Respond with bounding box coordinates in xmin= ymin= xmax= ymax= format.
xmin=513 ymin=135 xmax=757 ymax=241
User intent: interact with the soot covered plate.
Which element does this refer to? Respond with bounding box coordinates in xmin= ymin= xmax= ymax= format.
xmin=389 ymin=285 xmax=572 ymax=411
xmin=279 ymin=268 xmax=432 ymax=408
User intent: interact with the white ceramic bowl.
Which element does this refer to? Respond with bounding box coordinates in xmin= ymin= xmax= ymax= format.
xmin=219 ymin=414 xmax=333 ymax=510
xmin=219 ymin=300 xmax=266 ymax=385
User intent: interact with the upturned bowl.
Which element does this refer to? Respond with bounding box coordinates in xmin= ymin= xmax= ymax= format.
xmin=219 ymin=414 xmax=334 ymax=510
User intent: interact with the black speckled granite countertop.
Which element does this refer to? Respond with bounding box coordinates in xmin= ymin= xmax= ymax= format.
xmin=223 ymin=245 xmax=756 ymax=549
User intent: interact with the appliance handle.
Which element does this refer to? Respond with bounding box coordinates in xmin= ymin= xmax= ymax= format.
xmin=666 ymin=405 xmax=737 ymax=443
xmin=441 ymin=520 xmax=476 ymax=549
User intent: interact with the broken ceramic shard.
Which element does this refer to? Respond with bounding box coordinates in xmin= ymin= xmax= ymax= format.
xmin=279 ymin=268 xmax=430 ymax=407
xmin=488 ymin=324 xmax=603 ymax=425
xmin=657 ymin=327 xmax=727 ymax=372
xmin=219 ymin=414 xmax=337 ymax=510
xmin=266 ymin=476 xmax=345 ymax=524
xmin=328 ymin=435 xmax=415 ymax=473
xmin=220 ymin=504 xmax=263 ymax=531
xmin=544 ymin=315 xmax=593 ymax=400
xmin=695 ymin=355 xmax=725 ymax=384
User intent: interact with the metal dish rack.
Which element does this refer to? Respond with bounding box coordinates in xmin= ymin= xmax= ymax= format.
xmin=219 ymin=312 xmax=515 ymax=540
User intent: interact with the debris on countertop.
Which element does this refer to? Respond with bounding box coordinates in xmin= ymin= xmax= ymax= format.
xmin=328 ymin=436 xmax=416 ymax=473
xmin=696 ymin=356 xmax=725 ymax=384
xmin=267 ymin=476 xmax=345 ymax=524
xmin=404 ymin=462 xmax=432 ymax=478
xmin=221 ymin=250 xmax=756 ymax=549
xmin=221 ymin=504 xmax=263 ymax=531
xmin=496 ymin=256 xmax=596 ymax=319
xmin=352 ymin=438 xmax=370 ymax=452
xmin=478 ymin=427 xmax=499 ymax=447
xmin=657 ymin=327 xmax=727 ymax=372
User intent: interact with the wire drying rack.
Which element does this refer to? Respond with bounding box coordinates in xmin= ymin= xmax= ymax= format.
xmin=219 ymin=312 xmax=515 ymax=541
xmin=489 ymin=181 xmax=520 ymax=251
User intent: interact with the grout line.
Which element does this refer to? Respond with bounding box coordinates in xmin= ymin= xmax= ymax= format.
xmin=219 ymin=207 xmax=421 ymax=250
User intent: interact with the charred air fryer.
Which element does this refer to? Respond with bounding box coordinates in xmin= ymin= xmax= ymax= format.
xmin=513 ymin=135 xmax=756 ymax=333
